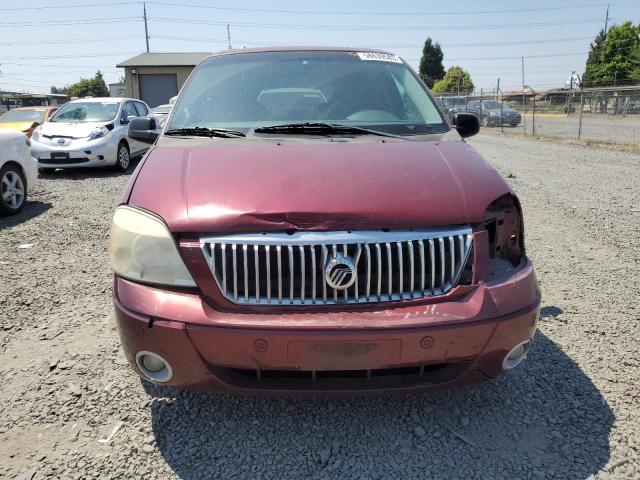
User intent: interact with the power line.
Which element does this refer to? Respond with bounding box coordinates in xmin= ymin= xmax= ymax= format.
xmin=1 ymin=17 xmax=140 ymax=27
xmin=146 ymin=1 xmax=616 ymax=16
xmin=407 ymin=44 xmax=639 ymax=62
xmin=0 ymin=1 xmax=138 ymax=10
xmin=149 ymin=16 xmax=611 ymax=31
xmin=0 ymin=35 xmax=139 ymax=46
xmin=1 ymin=52 xmax=139 ymax=61
xmin=0 ymin=1 xmax=621 ymax=15
xmin=1 ymin=62 xmax=122 ymax=70
xmin=149 ymin=35 xmax=597 ymax=49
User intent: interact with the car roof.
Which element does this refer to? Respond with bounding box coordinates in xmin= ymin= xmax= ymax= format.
xmin=204 ymin=46 xmax=395 ymax=61
xmin=66 ymin=97 xmax=139 ymax=104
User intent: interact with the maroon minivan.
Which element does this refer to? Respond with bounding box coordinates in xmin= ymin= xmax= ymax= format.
xmin=110 ymin=47 xmax=540 ymax=394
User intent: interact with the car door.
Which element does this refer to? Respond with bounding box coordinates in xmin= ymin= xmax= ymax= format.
xmin=121 ymin=101 xmax=142 ymax=154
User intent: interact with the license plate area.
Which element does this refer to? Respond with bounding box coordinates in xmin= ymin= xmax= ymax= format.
xmin=287 ymin=340 xmax=401 ymax=370
xmin=51 ymin=152 xmax=69 ymax=160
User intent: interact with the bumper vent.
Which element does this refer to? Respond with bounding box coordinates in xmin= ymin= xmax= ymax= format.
xmin=201 ymin=229 xmax=473 ymax=306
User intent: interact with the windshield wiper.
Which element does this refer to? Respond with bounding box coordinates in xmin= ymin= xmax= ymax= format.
xmin=252 ymin=122 xmax=405 ymax=139
xmin=165 ymin=127 xmax=245 ymax=138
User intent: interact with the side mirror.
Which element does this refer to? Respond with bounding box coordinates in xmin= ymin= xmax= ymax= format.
xmin=121 ymin=114 xmax=136 ymax=125
xmin=128 ymin=116 xmax=158 ymax=144
xmin=452 ymin=112 xmax=479 ymax=139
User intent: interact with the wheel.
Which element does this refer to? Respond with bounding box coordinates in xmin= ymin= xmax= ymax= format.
xmin=114 ymin=142 xmax=130 ymax=172
xmin=481 ymin=116 xmax=489 ymax=128
xmin=0 ymin=164 xmax=27 ymax=215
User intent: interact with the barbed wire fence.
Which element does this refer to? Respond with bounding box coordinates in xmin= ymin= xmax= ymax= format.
xmin=436 ymin=85 xmax=640 ymax=146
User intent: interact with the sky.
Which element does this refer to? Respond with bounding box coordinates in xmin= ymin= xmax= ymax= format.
xmin=1 ymin=0 xmax=639 ymax=95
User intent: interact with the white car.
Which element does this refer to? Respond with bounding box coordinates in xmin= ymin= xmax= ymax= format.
xmin=30 ymin=97 xmax=152 ymax=172
xmin=0 ymin=130 xmax=38 ymax=215
xmin=151 ymin=104 xmax=172 ymax=128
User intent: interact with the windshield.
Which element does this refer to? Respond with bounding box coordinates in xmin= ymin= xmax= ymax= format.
xmin=482 ymin=101 xmax=503 ymax=109
xmin=50 ymin=102 xmax=119 ymax=123
xmin=168 ymin=51 xmax=447 ymax=136
xmin=0 ymin=109 xmax=46 ymax=124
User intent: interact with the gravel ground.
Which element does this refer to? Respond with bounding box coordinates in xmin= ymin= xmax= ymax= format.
xmin=1 ymin=133 xmax=639 ymax=480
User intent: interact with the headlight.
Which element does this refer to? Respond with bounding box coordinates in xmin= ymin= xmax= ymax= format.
xmin=489 ymin=111 xmax=498 ymax=116
xmin=109 ymin=206 xmax=196 ymax=287
xmin=31 ymin=126 xmax=41 ymax=142
xmin=89 ymin=125 xmax=109 ymax=141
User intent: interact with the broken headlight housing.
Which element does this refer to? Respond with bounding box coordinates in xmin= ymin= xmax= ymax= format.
xmin=480 ymin=193 xmax=525 ymax=269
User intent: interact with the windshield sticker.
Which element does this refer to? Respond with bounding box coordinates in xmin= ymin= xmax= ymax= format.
xmin=356 ymin=52 xmax=403 ymax=63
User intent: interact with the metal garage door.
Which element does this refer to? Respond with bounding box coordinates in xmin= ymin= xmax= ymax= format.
xmin=138 ymin=74 xmax=178 ymax=108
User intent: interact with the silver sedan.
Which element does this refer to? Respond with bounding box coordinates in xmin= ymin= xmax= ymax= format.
xmin=30 ymin=97 xmax=152 ymax=172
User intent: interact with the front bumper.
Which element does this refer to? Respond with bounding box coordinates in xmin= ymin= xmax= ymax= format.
xmin=487 ymin=115 xmax=521 ymax=126
xmin=31 ymin=136 xmax=118 ymax=168
xmin=114 ymin=259 xmax=540 ymax=394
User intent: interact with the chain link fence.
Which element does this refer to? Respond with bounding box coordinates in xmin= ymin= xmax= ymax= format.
xmin=436 ymin=86 xmax=640 ymax=146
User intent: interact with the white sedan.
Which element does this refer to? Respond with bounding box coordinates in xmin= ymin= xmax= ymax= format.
xmin=30 ymin=97 xmax=152 ymax=172
xmin=0 ymin=130 xmax=38 ymax=215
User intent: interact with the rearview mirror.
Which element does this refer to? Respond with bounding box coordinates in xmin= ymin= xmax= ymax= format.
xmin=452 ymin=112 xmax=479 ymax=139
xmin=128 ymin=116 xmax=158 ymax=144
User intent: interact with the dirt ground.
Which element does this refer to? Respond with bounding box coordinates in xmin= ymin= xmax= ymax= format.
xmin=1 ymin=133 xmax=639 ymax=479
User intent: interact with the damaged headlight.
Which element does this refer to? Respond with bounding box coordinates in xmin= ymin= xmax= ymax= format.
xmin=109 ymin=206 xmax=196 ymax=287
xmin=481 ymin=193 xmax=525 ymax=267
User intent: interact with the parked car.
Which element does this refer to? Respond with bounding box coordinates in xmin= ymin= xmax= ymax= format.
xmin=439 ymin=96 xmax=468 ymax=117
xmin=467 ymin=100 xmax=521 ymax=127
xmin=151 ymin=104 xmax=172 ymax=128
xmin=0 ymin=106 xmax=57 ymax=138
xmin=30 ymin=97 xmax=152 ymax=172
xmin=110 ymin=47 xmax=540 ymax=394
xmin=0 ymin=131 xmax=38 ymax=215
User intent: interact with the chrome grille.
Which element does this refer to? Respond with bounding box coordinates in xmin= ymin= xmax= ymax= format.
xmin=200 ymin=229 xmax=473 ymax=306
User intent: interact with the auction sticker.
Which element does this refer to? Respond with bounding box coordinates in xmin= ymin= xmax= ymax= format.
xmin=356 ymin=52 xmax=403 ymax=63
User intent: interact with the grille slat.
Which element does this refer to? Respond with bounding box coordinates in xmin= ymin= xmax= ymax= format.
xmin=202 ymin=229 xmax=473 ymax=306
xmin=265 ymin=245 xmax=271 ymax=303
xmin=232 ymin=244 xmax=238 ymax=301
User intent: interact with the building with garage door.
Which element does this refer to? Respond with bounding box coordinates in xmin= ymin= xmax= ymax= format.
xmin=117 ymin=52 xmax=210 ymax=107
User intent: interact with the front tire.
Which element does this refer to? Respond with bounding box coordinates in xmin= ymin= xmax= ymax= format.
xmin=481 ymin=116 xmax=489 ymax=128
xmin=0 ymin=164 xmax=27 ymax=215
xmin=114 ymin=142 xmax=130 ymax=172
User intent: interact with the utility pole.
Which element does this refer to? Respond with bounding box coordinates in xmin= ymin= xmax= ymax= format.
xmin=143 ymin=2 xmax=150 ymax=53
xmin=227 ymin=24 xmax=232 ymax=50
xmin=604 ymin=4 xmax=610 ymax=33
xmin=521 ymin=56 xmax=526 ymax=135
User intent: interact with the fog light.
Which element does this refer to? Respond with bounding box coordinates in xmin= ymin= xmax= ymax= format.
xmin=142 ymin=355 xmax=165 ymax=372
xmin=135 ymin=351 xmax=173 ymax=383
xmin=502 ymin=340 xmax=531 ymax=371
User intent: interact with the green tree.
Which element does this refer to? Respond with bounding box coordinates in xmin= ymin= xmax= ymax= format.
xmin=50 ymin=85 xmax=68 ymax=95
xmin=432 ymin=66 xmax=475 ymax=94
xmin=418 ymin=38 xmax=445 ymax=88
xmin=66 ymin=70 xmax=109 ymax=97
xmin=582 ymin=22 xmax=640 ymax=86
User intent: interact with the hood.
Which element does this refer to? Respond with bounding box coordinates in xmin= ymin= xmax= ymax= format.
xmin=39 ymin=121 xmax=107 ymax=139
xmin=487 ymin=107 xmax=519 ymax=114
xmin=126 ymin=140 xmax=511 ymax=233
xmin=0 ymin=122 xmax=36 ymax=133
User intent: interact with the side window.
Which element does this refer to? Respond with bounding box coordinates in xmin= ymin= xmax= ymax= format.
xmin=134 ymin=102 xmax=149 ymax=116
xmin=121 ymin=102 xmax=138 ymax=122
